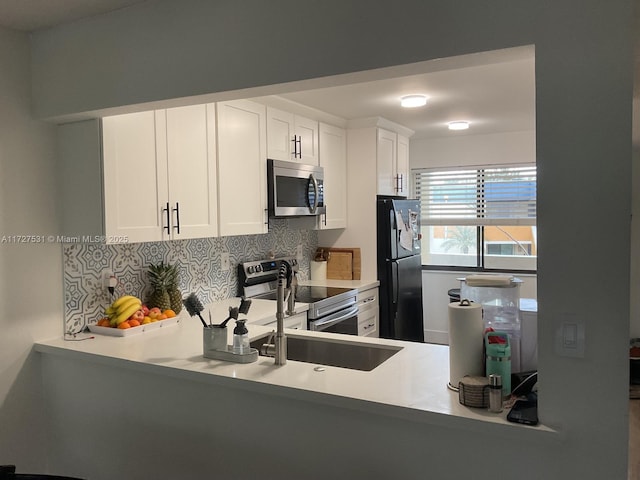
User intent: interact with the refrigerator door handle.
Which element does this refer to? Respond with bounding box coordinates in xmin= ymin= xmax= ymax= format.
xmin=392 ymin=261 xmax=399 ymax=306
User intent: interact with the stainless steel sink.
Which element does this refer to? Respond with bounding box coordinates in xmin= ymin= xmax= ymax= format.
xmin=249 ymin=333 xmax=402 ymax=371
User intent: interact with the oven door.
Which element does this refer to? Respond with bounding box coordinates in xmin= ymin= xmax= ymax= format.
xmin=308 ymin=306 xmax=359 ymax=335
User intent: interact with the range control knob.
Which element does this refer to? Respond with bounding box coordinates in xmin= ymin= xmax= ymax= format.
xmin=256 ymin=265 xmax=262 ymax=272
xmin=247 ymin=266 xmax=255 ymax=274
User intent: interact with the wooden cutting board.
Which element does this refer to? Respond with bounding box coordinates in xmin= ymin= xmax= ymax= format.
xmin=323 ymin=247 xmax=361 ymax=280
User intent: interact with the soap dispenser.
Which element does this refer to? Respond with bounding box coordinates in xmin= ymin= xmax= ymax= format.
xmin=232 ymin=319 xmax=250 ymax=354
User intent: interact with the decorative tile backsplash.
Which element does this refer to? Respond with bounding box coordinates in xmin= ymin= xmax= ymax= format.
xmin=63 ymin=219 xmax=317 ymax=334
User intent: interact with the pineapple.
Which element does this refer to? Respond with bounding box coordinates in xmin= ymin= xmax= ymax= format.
xmin=147 ymin=263 xmax=173 ymax=312
xmin=166 ymin=263 xmax=183 ymax=314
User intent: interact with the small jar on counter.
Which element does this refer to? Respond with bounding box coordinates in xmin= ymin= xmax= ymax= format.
xmin=488 ymin=374 xmax=503 ymax=413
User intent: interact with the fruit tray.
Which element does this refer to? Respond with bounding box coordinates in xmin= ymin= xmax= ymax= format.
xmin=88 ymin=317 xmax=181 ymax=337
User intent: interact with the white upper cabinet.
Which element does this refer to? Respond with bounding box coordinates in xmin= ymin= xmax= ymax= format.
xmin=163 ymin=104 xmax=218 ymax=239
xmin=376 ymin=128 xmax=411 ymax=197
xmin=376 ymin=128 xmax=397 ymax=196
xmin=396 ymin=134 xmax=410 ymax=197
xmin=60 ymin=105 xmax=218 ymax=244
xmin=104 ymin=105 xmax=218 ymax=242
xmin=318 ymin=122 xmax=347 ymax=229
xmin=102 ymin=111 xmax=168 ymax=243
xmin=266 ymin=106 xmax=318 ymax=165
xmin=217 ymin=99 xmax=268 ymax=236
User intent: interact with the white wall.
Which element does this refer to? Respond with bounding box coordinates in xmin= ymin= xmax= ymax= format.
xmin=631 ymin=97 xmax=640 ymax=339
xmin=25 ymin=1 xmax=633 ymax=478
xmin=410 ymin=130 xmax=536 ymax=169
xmin=0 ymin=27 xmax=62 ymax=470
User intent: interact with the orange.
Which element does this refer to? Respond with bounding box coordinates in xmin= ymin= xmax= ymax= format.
xmin=163 ymin=309 xmax=176 ymax=318
xmin=129 ymin=319 xmax=141 ymax=327
xmin=97 ymin=318 xmax=111 ymax=327
xmin=157 ymin=314 xmax=168 ymax=320
xmin=117 ymin=321 xmax=131 ymax=329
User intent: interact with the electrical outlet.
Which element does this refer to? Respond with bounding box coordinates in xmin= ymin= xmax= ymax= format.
xmin=221 ymin=252 xmax=230 ymax=271
xmin=296 ymin=244 xmax=303 ymax=261
xmin=103 ymin=270 xmax=115 ymax=289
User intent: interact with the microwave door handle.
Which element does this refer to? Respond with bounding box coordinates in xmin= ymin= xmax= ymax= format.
xmin=309 ymin=173 xmax=319 ymax=213
xmin=312 ymin=306 xmax=359 ymax=329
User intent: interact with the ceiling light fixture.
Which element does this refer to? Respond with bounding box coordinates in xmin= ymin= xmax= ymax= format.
xmin=400 ymin=95 xmax=428 ymax=108
xmin=448 ymin=121 xmax=470 ymax=131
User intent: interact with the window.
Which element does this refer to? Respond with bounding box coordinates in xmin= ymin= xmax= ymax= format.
xmin=413 ymin=165 xmax=536 ymax=272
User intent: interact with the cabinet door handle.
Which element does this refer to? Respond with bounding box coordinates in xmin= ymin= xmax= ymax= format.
xmin=162 ymin=202 xmax=171 ymax=235
xmin=172 ymin=202 xmax=181 ymax=234
xmin=297 ymin=136 xmax=302 ymax=158
xmin=291 ymin=135 xmax=298 ymax=157
xmin=399 ymin=173 xmax=404 ymax=192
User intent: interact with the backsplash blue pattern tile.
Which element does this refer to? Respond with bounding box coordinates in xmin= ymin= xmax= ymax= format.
xmin=63 ymin=219 xmax=317 ymax=334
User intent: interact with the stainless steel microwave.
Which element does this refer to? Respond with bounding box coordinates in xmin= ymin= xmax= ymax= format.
xmin=267 ymin=159 xmax=326 ymax=217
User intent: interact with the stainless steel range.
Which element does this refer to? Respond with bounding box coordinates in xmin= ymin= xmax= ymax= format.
xmin=238 ymin=257 xmax=359 ymax=335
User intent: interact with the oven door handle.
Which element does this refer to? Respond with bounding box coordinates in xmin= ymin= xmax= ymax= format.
xmin=311 ymin=306 xmax=358 ymax=329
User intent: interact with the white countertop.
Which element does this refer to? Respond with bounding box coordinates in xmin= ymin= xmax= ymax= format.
xmin=299 ymin=278 xmax=380 ymax=291
xmin=35 ymin=297 xmax=554 ymax=441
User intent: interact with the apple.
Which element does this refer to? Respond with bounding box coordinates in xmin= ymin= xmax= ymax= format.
xmin=148 ymin=307 xmax=162 ymax=319
xmin=141 ymin=304 xmax=150 ymax=316
xmin=129 ymin=309 xmax=144 ymax=322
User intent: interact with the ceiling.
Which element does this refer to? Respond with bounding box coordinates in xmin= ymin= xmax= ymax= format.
xmin=0 ymin=0 xmax=148 ymax=32
xmin=0 ymin=1 xmax=636 ymax=141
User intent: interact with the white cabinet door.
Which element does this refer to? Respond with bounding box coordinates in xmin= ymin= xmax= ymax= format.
xmin=266 ymin=106 xmax=318 ymax=164
xmin=295 ymin=115 xmax=319 ymax=165
xmin=318 ymin=122 xmax=347 ymax=229
xmin=266 ymin=107 xmax=294 ymax=162
xmin=396 ymin=134 xmax=409 ymax=197
xmin=165 ymin=104 xmax=218 ymax=240
xmin=217 ymin=100 xmax=268 ymax=236
xmin=377 ymin=128 xmax=397 ymax=196
xmin=103 ymin=111 xmax=167 ymax=243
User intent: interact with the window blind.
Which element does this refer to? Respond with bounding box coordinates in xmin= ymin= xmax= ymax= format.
xmin=413 ymin=165 xmax=536 ymax=226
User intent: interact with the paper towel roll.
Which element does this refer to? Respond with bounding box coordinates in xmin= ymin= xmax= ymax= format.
xmin=310 ymin=261 xmax=327 ymax=281
xmin=448 ymin=300 xmax=484 ymax=390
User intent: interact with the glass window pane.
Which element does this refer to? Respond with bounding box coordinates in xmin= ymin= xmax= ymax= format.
xmin=421 ymin=225 xmax=478 ymax=267
xmin=483 ymin=225 xmax=537 ymax=270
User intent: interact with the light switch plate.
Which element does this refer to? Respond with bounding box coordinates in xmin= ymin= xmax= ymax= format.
xmin=555 ymin=314 xmax=585 ymax=358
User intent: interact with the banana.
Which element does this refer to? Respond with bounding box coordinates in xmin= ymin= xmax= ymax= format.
xmin=115 ymin=297 xmax=141 ymax=316
xmin=115 ymin=301 xmax=142 ymax=325
xmin=111 ymin=295 xmax=138 ymax=310
xmin=105 ymin=306 xmax=116 ymax=316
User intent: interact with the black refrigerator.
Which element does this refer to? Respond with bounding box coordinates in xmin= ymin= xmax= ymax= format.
xmin=376 ymin=196 xmax=425 ymax=342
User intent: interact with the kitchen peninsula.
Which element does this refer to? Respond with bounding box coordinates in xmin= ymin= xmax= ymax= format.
xmin=35 ymin=298 xmax=555 ymax=480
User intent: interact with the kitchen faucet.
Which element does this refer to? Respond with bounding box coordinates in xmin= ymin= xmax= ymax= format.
xmin=263 ymin=260 xmax=296 ymax=365
xmin=275 ymin=260 xmax=298 ymax=365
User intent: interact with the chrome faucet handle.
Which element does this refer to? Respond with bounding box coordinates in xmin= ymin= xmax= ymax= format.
xmin=286 ymin=274 xmax=297 ymax=316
